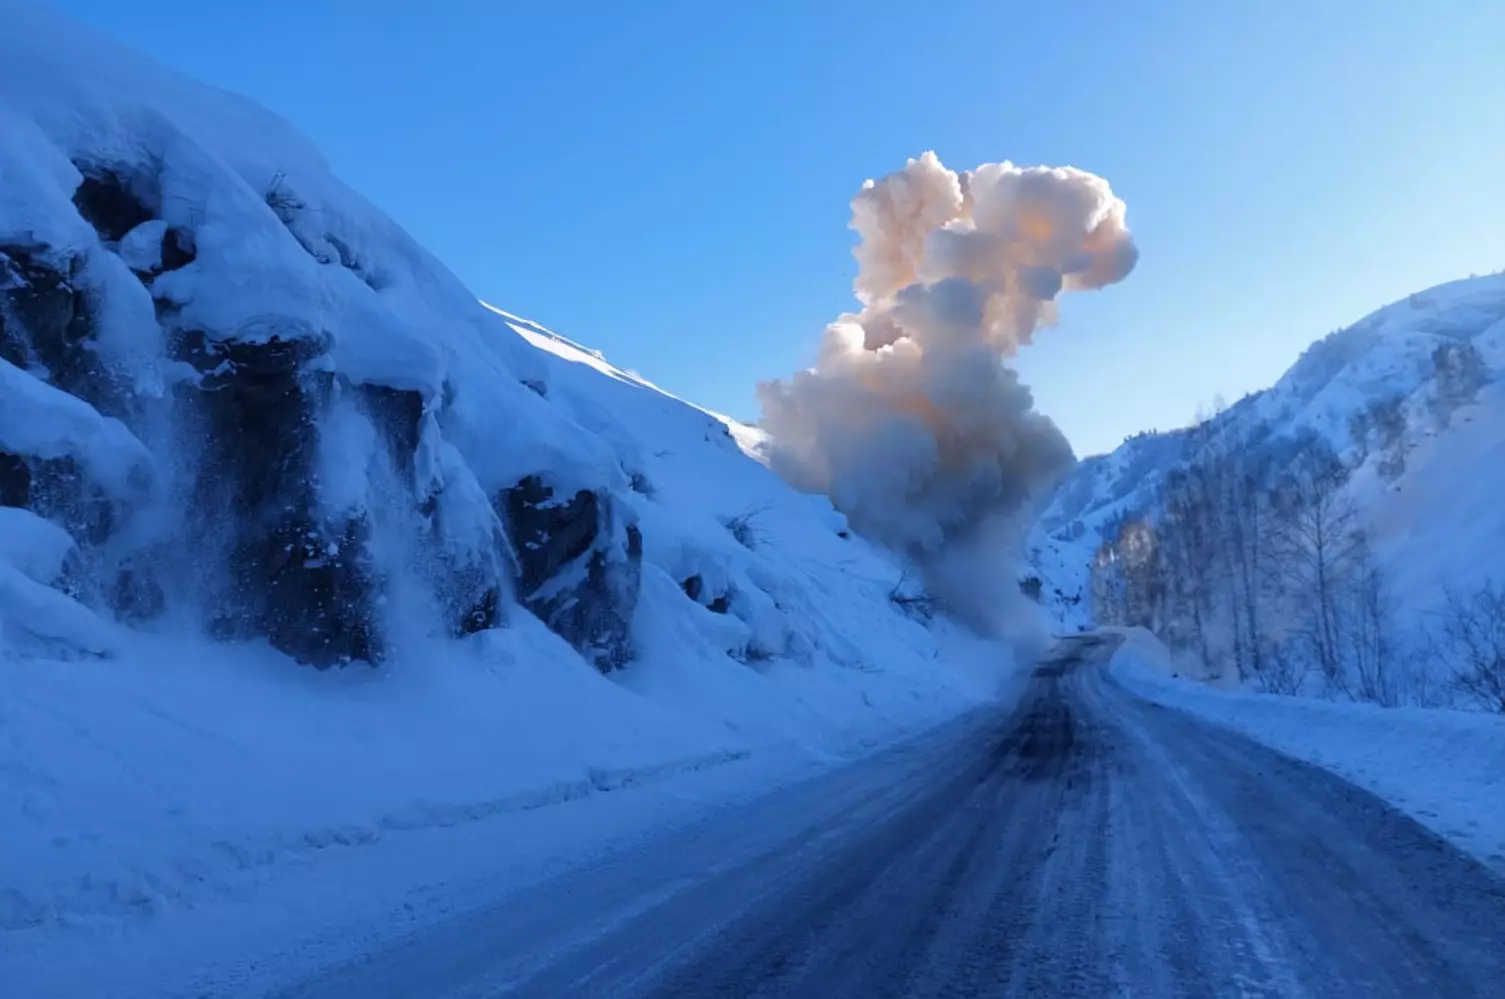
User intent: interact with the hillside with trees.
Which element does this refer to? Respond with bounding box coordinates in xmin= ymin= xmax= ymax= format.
xmin=1031 ymin=272 xmax=1505 ymax=711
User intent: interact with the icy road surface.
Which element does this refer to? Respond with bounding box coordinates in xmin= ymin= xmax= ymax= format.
xmin=276 ymin=636 xmax=1505 ymax=998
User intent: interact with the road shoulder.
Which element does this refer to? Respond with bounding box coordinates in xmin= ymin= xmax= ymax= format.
xmin=1106 ymin=626 xmax=1505 ymax=875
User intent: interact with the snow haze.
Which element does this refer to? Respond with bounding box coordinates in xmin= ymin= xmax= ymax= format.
xmin=759 ymin=151 xmax=1136 ymax=625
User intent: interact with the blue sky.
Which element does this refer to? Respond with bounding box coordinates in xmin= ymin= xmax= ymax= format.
xmin=54 ymin=0 xmax=1505 ymax=455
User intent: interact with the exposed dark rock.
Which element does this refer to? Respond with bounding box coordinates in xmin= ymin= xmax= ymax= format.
xmin=421 ymin=502 xmax=510 ymax=639
xmin=0 ymin=250 xmax=27 ymax=368
xmin=0 ymin=248 xmax=129 ymax=543
xmin=176 ymin=327 xmax=382 ymax=667
xmin=456 ymin=582 xmax=501 ymax=636
xmin=0 ymin=330 xmax=24 ymax=370
xmin=254 ymin=515 xmax=380 ymax=669
xmin=72 ymin=169 xmax=155 ymax=243
xmin=0 ymin=244 xmax=119 ymax=413
xmin=0 ymin=453 xmax=30 ymax=508
xmin=112 ymin=558 xmax=166 ymax=624
xmin=684 ymin=572 xmax=735 ymax=614
xmin=521 ymin=378 xmax=547 ymax=398
xmin=161 ymin=227 xmax=196 ymax=272
xmin=1 ymin=245 xmax=77 ymax=363
xmin=54 ymin=546 xmax=90 ymax=604
xmin=501 ymin=476 xmax=642 ymax=671
xmin=359 ymin=384 xmax=425 ymax=480
xmin=504 ymin=476 xmax=600 ymax=593
xmin=20 ymin=455 xmax=116 ymax=547
xmin=118 ymin=222 xmax=195 ymax=283
xmin=174 ymin=328 xmax=329 ymax=510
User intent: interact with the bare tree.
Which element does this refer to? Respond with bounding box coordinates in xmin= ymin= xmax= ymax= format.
xmin=1429 ymin=583 xmax=1505 ymax=713
xmin=1266 ymin=444 xmax=1366 ymax=692
xmin=1089 ymin=539 xmax=1127 ymax=626
xmin=1116 ymin=518 xmax=1165 ymax=630
xmin=1196 ymin=427 xmax=1277 ymax=685
xmin=1346 ymin=559 xmax=1401 ymax=706
xmin=1145 ymin=409 xmax=1278 ymax=683
xmin=1253 ymin=636 xmax=1308 ymax=695
xmin=1158 ymin=465 xmax=1218 ymax=663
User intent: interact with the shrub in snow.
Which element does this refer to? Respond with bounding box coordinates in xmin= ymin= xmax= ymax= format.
xmin=889 ymin=568 xmax=936 ymax=622
xmin=723 ymin=504 xmax=773 ymax=550
xmin=1429 ymin=583 xmax=1505 ymax=714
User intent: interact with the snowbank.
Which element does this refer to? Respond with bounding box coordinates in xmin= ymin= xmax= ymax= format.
xmin=1110 ymin=629 xmax=1505 ymax=873
xmin=0 ymin=621 xmax=1012 ymax=999
xmin=0 ymin=605 xmax=1006 ymax=932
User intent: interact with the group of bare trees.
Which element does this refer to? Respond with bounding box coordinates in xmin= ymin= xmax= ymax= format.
xmin=1090 ymin=418 xmax=1503 ymax=712
xmin=1090 ymin=415 xmax=1294 ymax=688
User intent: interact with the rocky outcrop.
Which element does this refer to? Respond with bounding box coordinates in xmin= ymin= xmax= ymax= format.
xmin=501 ymin=476 xmax=641 ymax=671
xmin=174 ymin=328 xmax=382 ymax=667
xmin=0 ymin=244 xmax=118 ymax=413
xmin=71 ymin=167 xmax=157 ymax=244
xmin=4 ymin=200 xmax=506 ymax=667
xmin=4 ymin=77 xmax=662 ymax=674
xmin=359 ymin=384 xmax=425 ymax=484
xmin=0 ymin=244 xmax=140 ymax=554
xmin=0 ymin=453 xmax=28 ymax=508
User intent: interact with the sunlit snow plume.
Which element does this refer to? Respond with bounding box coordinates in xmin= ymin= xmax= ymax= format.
xmin=758 ymin=151 xmax=1137 ymax=622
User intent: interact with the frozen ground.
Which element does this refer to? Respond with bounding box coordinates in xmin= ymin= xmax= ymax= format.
xmin=1110 ymin=627 xmax=1505 ymax=874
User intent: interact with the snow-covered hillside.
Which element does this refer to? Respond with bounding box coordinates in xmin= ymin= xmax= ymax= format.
xmin=1031 ymin=272 xmax=1505 ymax=698
xmin=0 ymin=0 xmax=1013 ymax=945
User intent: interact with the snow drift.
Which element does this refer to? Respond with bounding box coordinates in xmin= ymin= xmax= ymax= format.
xmin=759 ymin=152 xmax=1136 ymax=621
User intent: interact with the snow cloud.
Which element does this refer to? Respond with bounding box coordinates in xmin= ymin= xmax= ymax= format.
xmin=758 ymin=152 xmax=1136 ymax=616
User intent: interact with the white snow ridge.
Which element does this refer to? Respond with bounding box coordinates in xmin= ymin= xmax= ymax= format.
xmin=0 ymin=2 xmax=1021 ymax=990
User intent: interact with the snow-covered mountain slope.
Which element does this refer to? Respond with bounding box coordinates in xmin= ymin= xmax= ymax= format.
xmin=0 ymin=0 xmax=1012 ymax=937
xmin=1030 ymin=271 xmax=1505 ymax=647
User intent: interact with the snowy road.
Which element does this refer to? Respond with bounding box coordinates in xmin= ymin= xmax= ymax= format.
xmin=276 ymin=635 xmax=1505 ymax=999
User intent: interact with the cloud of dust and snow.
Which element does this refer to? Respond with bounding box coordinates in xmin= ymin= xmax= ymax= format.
xmin=758 ymin=151 xmax=1137 ymax=626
